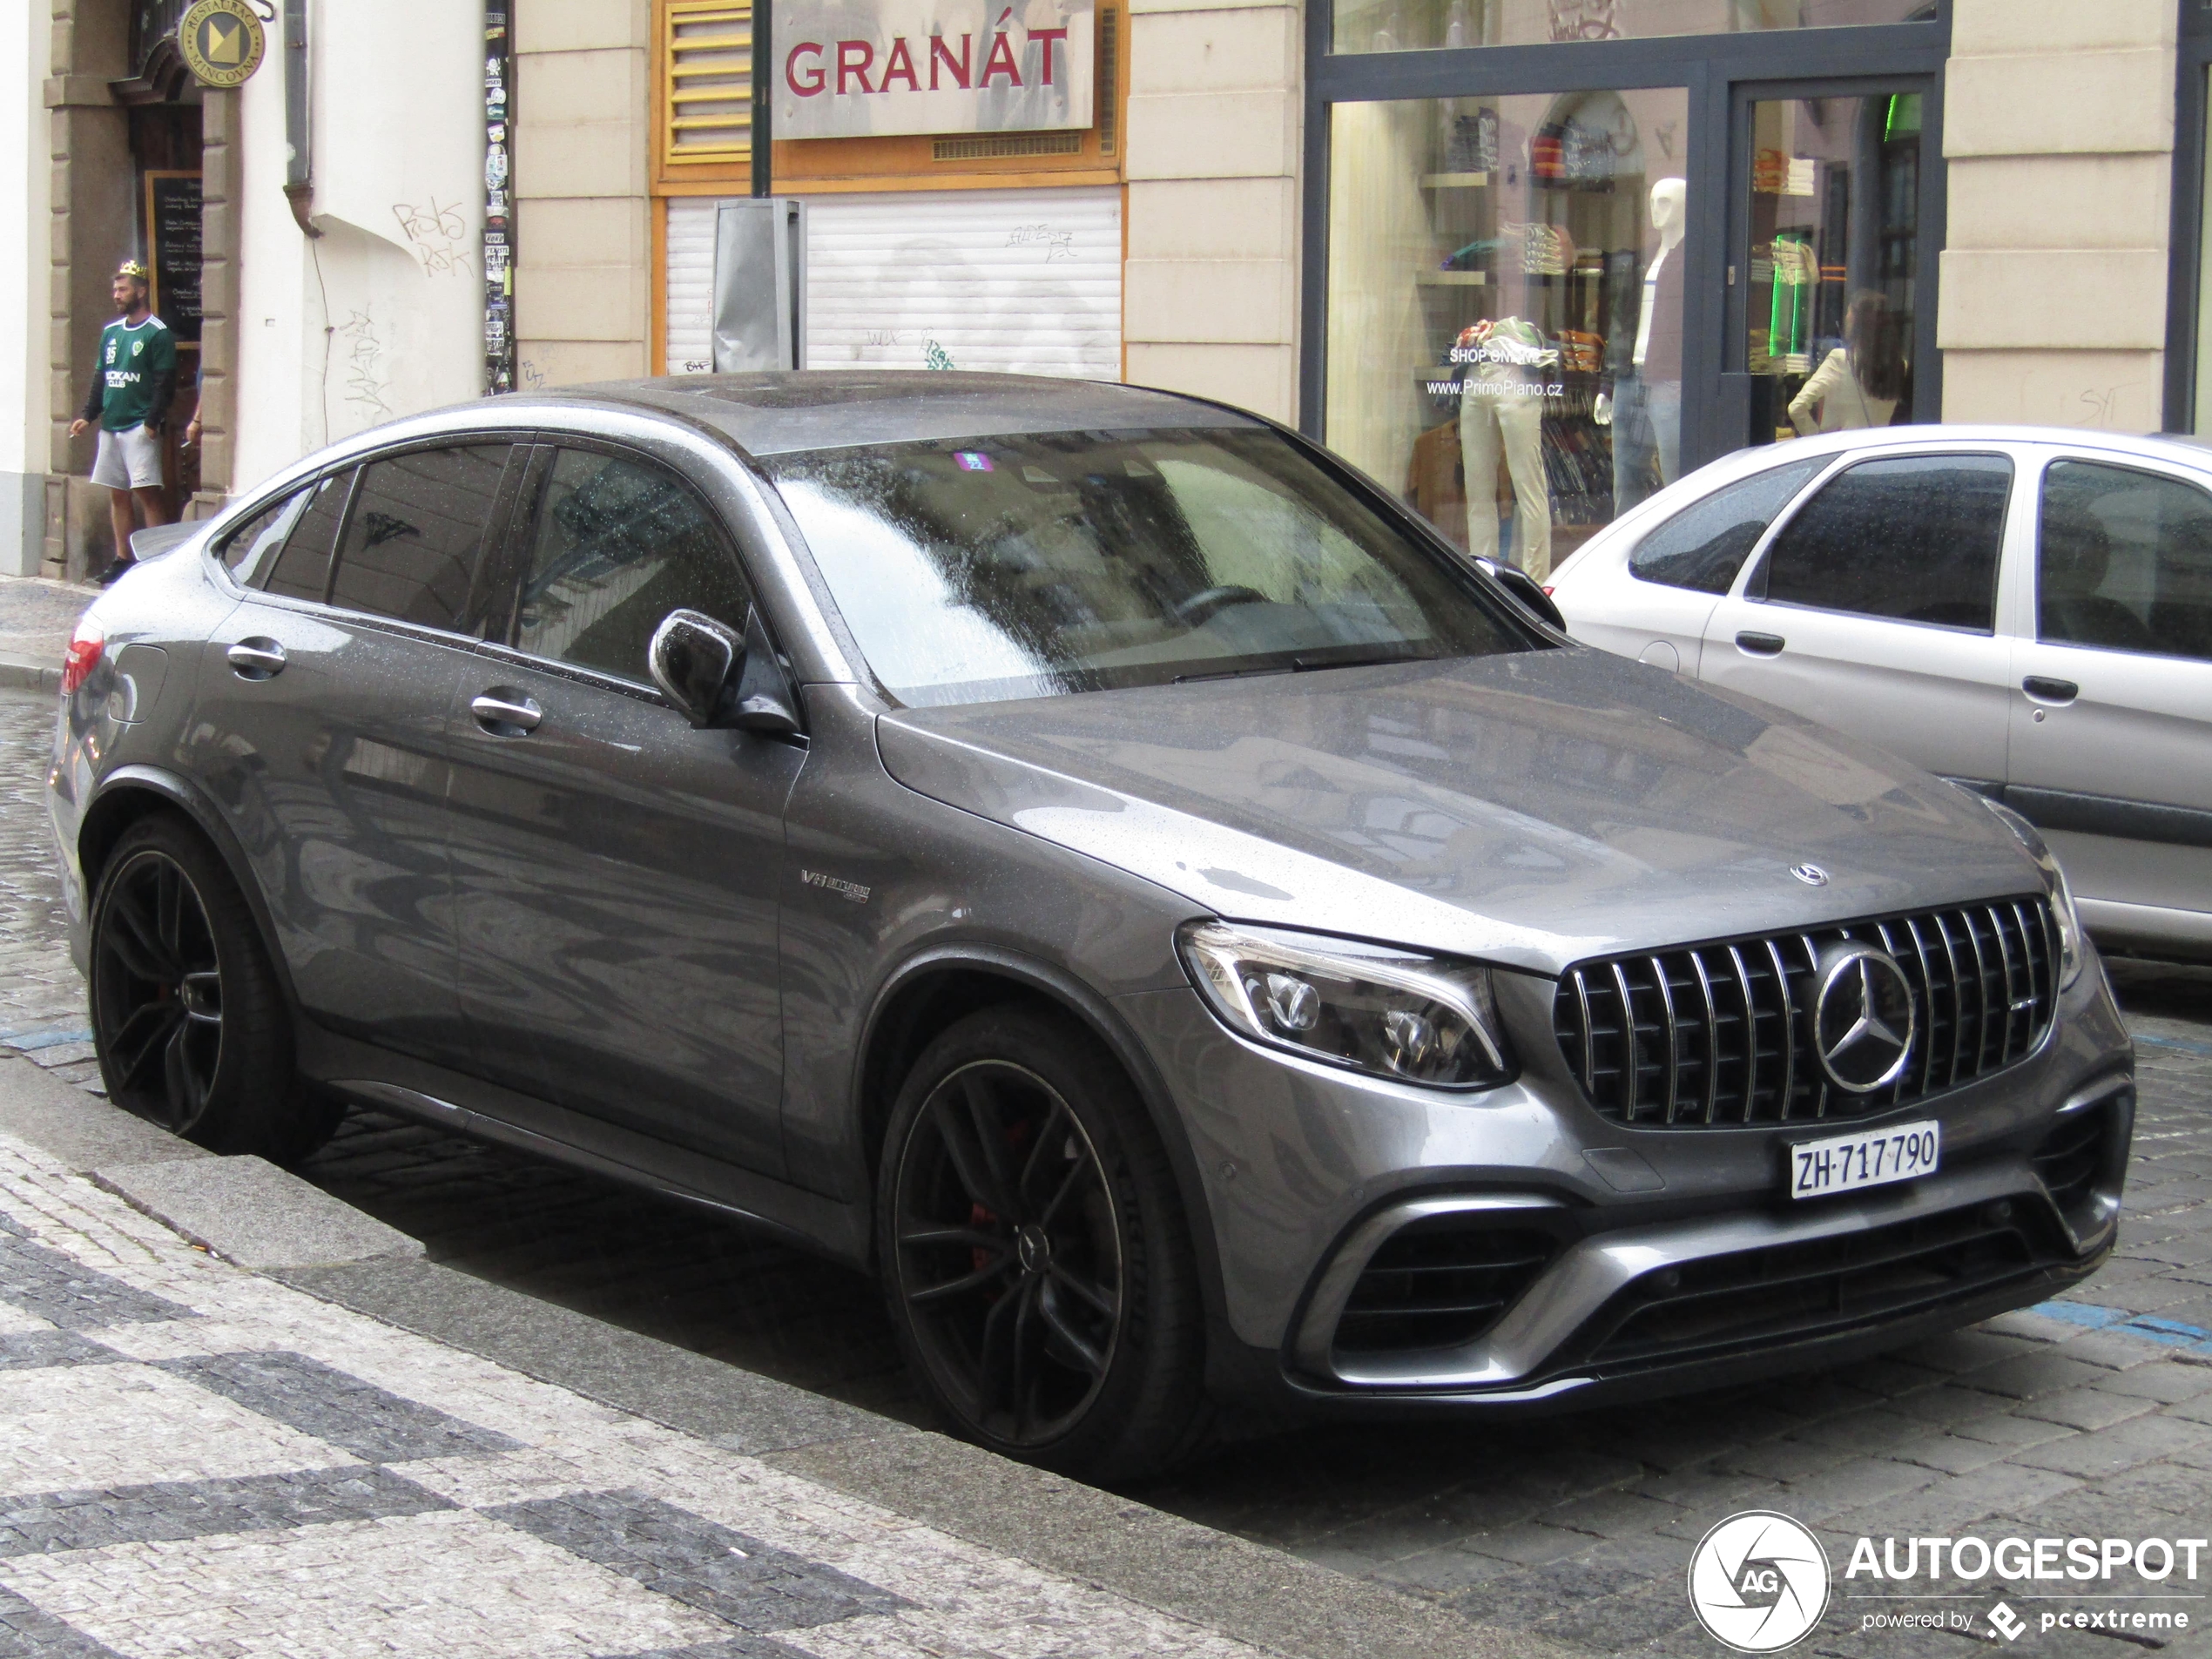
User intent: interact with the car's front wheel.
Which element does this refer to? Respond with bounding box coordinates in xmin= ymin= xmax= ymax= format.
xmin=88 ymin=814 xmax=337 ymax=1162
xmin=878 ymin=1004 xmax=1207 ymax=1480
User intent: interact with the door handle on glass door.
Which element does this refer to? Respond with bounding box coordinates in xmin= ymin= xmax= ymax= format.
xmin=2022 ymin=676 xmax=2079 ymax=705
xmin=225 ymin=639 xmax=287 ymax=680
xmin=471 ymin=691 xmax=542 ymax=736
xmin=1736 ymin=631 xmax=1785 ymax=656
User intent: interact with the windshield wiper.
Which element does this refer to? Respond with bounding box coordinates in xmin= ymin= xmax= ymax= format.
xmin=1290 ymin=651 xmax=1427 ymax=672
xmin=1170 ymin=662 xmax=1297 ymax=685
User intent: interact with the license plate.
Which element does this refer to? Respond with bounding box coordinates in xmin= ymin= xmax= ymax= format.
xmin=1789 ymin=1121 xmax=1940 ymax=1199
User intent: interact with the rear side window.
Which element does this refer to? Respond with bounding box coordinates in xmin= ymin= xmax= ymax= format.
xmin=328 ymin=445 xmax=514 ymax=633
xmin=262 ymin=471 xmax=352 ymax=603
xmin=1629 ymin=460 xmax=1824 ymax=594
xmin=1756 ymin=454 xmax=2013 ymax=632
xmin=513 ymin=448 xmax=752 ymax=683
xmin=216 ymin=487 xmax=310 ymax=580
xmin=2040 ymin=460 xmax=2212 ymax=663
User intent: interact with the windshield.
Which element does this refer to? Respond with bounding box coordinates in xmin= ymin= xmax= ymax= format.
xmin=764 ymin=426 xmax=1529 ymax=706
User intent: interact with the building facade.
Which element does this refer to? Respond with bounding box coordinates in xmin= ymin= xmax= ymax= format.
xmin=2 ymin=0 xmax=2208 ymax=579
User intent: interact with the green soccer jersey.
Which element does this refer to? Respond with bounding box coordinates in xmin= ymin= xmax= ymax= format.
xmin=95 ymin=315 xmax=177 ymax=432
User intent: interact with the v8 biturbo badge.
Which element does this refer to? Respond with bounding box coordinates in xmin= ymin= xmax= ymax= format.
xmin=179 ymin=0 xmax=267 ymax=89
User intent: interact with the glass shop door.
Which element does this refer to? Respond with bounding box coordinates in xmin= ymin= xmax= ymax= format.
xmin=1725 ymin=80 xmax=1935 ymax=450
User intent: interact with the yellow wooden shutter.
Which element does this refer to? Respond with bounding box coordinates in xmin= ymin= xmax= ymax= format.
xmin=664 ymin=0 xmax=752 ymax=167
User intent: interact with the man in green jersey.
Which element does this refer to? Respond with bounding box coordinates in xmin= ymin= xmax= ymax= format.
xmin=67 ymin=260 xmax=178 ymax=583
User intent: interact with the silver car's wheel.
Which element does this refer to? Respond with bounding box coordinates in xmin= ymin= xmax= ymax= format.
xmin=878 ymin=1005 xmax=1208 ymax=1480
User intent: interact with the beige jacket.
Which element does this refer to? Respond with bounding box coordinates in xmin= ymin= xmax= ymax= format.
xmin=1788 ymin=347 xmax=1899 ymax=435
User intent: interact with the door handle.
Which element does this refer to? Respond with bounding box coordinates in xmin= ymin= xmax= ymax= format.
xmin=2022 ymin=676 xmax=2079 ymax=705
xmin=470 ymin=691 xmax=542 ymax=736
xmin=1735 ymin=631 xmax=1785 ymax=657
xmin=225 ymin=639 xmax=287 ymax=680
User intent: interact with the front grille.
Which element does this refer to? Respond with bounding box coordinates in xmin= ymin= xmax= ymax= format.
xmin=2032 ymin=1105 xmax=2111 ymax=1220
xmin=1586 ymin=1204 xmax=2049 ymax=1371
xmin=1552 ymin=900 xmax=2056 ymax=1126
xmin=1334 ymin=1222 xmax=1554 ymax=1358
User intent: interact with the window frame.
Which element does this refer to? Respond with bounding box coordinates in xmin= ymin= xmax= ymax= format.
xmin=317 ymin=439 xmax=536 ymax=642
xmin=2164 ymin=0 xmax=2212 ymax=432
xmin=486 ymin=435 xmax=768 ymax=698
xmin=1743 ymin=447 xmax=2015 ymax=632
xmin=2029 ymin=447 xmax=2212 ymax=665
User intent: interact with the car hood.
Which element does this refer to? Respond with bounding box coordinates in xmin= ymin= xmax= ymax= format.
xmin=873 ymin=649 xmax=2044 ymax=976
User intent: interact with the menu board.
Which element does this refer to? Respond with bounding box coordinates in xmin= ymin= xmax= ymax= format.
xmin=143 ymin=170 xmax=203 ymax=346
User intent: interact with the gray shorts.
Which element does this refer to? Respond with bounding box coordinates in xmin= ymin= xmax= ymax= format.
xmin=91 ymin=423 xmax=164 ymax=491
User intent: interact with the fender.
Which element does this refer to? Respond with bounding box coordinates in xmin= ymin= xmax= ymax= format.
xmin=80 ymin=765 xmax=307 ymax=1024
xmin=852 ymin=941 xmax=1230 ymax=1333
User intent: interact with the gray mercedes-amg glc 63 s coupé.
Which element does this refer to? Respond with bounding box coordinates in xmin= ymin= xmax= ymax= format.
xmin=47 ymin=374 xmax=2134 ymax=1479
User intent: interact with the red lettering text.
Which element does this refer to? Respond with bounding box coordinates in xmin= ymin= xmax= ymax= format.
xmin=835 ymin=39 xmax=875 ymax=94
xmin=981 ymin=30 xmax=1022 ymax=86
xmin=880 ymin=35 xmax=920 ymax=91
xmin=1030 ymin=27 xmax=1069 ymax=85
xmin=785 ymin=41 xmax=826 ymax=96
xmin=929 ymin=33 xmax=971 ymax=89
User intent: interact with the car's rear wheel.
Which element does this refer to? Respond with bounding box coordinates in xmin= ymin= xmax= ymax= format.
xmin=878 ymin=1004 xmax=1207 ymax=1480
xmin=89 ymin=814 xmax=338 ymax=1161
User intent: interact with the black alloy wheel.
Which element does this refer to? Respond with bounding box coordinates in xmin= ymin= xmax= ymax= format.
xmin=878 ymin=1005 xmax=1207 ymax=1479
xmin=88 ymin=814 xmax=334 ymax=1159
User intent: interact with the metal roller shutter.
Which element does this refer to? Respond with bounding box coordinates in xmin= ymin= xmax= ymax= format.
xmin=662 ymin=185 xmax=1121 ymax=380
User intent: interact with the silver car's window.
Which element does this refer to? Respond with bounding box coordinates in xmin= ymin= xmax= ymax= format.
xmin=329 ymin=446 xmax=512 ymax=634
xmin=262 ymin=471 xmax=352 ymax=604
xmin=216 ymin=486 xmax=311 ymax=581
xmin=2040 ymin=461 xmax=2212 ymax=664
xmin=765 ymin=427 xmax=1526 ymax=707
xmin=1755 ymin=454 xmax=2013 ymax=632
xmin=514 ymin=448 xmax=754 ymax=684
xmin=1628 ymin=460 xmax=1824 ymax=595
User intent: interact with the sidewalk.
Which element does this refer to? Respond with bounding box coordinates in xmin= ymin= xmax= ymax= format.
xmin=0 ymin=575 xmax=89 ymax=695
xmin=0 ymin=1055 xmax=1561 ymax=1659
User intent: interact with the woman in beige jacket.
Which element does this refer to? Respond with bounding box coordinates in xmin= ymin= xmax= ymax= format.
xmin=1789 ymin=290 xmax=1907 ymax=435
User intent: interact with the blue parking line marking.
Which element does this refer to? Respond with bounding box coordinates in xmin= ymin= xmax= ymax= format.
xmin=2134 ymin=1032 xmax=2212 ymax=1059
xmin=2032 ymin=1300 xmax=2212 ymax=1352
xmin=0 ymin=1027 xmax=94 ymax=1052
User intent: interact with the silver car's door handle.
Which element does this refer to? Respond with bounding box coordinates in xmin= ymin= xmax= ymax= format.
xmin=1736 ymin=631 xmax=1785 ymax=657
xmin=470 ymin=691 xmax=542 ymax=735
xmin=2022 ymin=675 xmax=2079 ymax=705
xmin=226 ymin=639 xmax=287 ymax=680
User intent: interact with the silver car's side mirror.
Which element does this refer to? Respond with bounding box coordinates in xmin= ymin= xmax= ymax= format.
xmin=648 ymin=609 xmax=741 ymax=728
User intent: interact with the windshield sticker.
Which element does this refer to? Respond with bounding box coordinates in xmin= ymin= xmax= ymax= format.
xmin=954 ymin=451 xmax=994 ymax=472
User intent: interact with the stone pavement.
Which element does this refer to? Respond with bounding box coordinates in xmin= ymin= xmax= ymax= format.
xmin=0 ymin=577 xmax=86 ymax=695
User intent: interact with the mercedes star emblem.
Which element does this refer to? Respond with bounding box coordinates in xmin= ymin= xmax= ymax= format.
xmin=1789 ymin=863 xmax=1829 ymax=887
xmin=1811 ymin=941 xmax=1917 ymax=1093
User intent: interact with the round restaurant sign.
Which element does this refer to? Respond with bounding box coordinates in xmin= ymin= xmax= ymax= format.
xmin=179 ymin=0 xmax=266 ymax=89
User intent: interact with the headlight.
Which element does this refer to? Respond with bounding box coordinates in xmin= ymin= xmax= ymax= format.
xmin=1177 ymin=921 xmax=1513 ymax=1089
xmin=1979 ymin=796 xmax=2085 ymax=988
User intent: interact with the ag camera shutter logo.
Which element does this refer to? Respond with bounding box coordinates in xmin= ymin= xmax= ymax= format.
xmin=1689 ymin=1511 xmax=1832 ymax=1652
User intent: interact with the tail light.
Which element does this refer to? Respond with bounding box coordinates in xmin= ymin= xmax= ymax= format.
xmin=1541 ymin=585 xmax=1555 ymax=597
xmin=60 ymin=618 xmax=104 ymax=695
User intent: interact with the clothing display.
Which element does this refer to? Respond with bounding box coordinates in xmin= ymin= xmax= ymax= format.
xmin=1610 ymin=373 xmax=1681 ymax=514
xmin=1456 ymin=318 xmax=1555 ymax=577
xmin=1787 ymin=347 xmax=1900 ymax=434
xmin=1766 ymin=233 xmax=1817 ymax=374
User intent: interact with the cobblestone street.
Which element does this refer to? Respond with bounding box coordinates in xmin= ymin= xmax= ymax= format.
xmin=4 ymin=675 xmax=2211 ymax=1656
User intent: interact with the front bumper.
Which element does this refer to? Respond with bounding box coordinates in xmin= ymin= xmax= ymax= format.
xmin=1117 ymin=948 xmax=2134 ymax=1410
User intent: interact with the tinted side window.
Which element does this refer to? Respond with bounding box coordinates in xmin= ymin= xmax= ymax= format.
xmin=1757 ymin=455 xmax=2013 ymax=631
xmin=1629 ymin=460 xmax=1824 ymax=594
xmin=263 ymin=471 xmax=353 ymax=602
xmin=515 ymin=448 xmax=752 ymax=683
xmin=217 ymin=487 xmax=309 ymax=579
xmin=2040 ymin=460 xmax=2212 ymax=664
xmin=329 ymin=445 xmax=512 ymax=632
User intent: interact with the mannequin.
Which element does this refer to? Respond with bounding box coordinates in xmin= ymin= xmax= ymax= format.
xmin=1597 ymin=176 xmax=1685 ymax=515
xmin=1457 ymin=315 xmax=1556 ymax=578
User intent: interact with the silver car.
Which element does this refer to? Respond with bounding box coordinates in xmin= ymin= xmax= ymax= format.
xmin=47 ymin=376 xmax=2133 ymax=1479
xmin=1548 ymin=426 xmax=2212 ymax=963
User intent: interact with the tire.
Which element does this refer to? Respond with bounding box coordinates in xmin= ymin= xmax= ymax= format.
xmin=87 ymin=813 xmax=340 ymax=1163
xmin=877 ymin=1003 xmax=1208 ymax=1481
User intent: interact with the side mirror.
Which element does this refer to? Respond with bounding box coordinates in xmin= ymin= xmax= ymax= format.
xmin=649 ymin=609 xmax=741 ymax=727
xmin=1474 ymin=556 xmax=1568 ymax=633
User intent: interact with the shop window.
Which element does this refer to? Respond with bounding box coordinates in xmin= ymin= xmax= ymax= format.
xmin=1325 ymin=89 xmax=1688 ymax=581
xmin=663 ymin=0 xmax=753 ymax=167
xmin=1333 ymin=0 xmax=1934 ymax=56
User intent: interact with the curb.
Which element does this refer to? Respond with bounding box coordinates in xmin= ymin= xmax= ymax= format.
xmin=0 ymin=1054 xmax=1585 ymax=1659
xmin=0 ymin=654 xmax=59 ymax=694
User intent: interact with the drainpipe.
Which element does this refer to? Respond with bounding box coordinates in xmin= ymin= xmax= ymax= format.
xmin=283 ymin=0 xmax=320 ymax=236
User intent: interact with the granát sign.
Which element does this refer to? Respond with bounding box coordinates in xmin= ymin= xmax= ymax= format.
xmin=778 ymin=0 xmax=1095 ymax=139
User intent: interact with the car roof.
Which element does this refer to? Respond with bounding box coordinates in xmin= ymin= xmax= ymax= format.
xmin=506 ymin=371 xmax=1264 ymax=458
